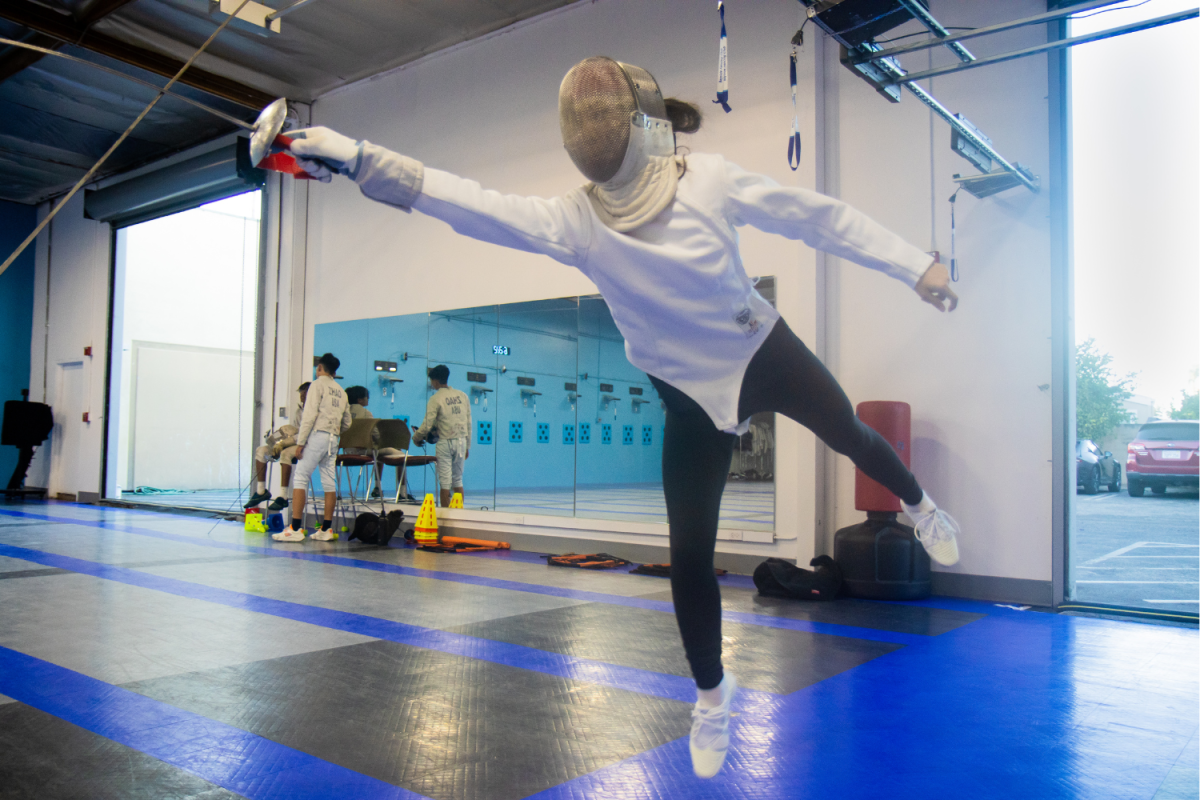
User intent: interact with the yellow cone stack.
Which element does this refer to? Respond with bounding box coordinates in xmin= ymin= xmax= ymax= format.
xmin=450 ymin=492 xmax=463 ymax=509
xmin=413 ymin=494 xmax=439 ymax=545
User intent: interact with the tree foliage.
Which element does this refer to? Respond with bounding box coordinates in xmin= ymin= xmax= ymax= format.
xmin=1170 ymin=391 xmax=1199 ymax=420
xmin=1076 ymin=338 xmax=1134 ymax=442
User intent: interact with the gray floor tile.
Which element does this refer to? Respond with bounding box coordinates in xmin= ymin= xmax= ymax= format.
xmin=639 ymin=585 xmax=985 ymax=635
xmin=0 ymin=701 xmax=245 ymax=800
xmin=449 ymin=601 xmax=902 ymax=694
xmin=141 ymin=557 xmax=589 ymax=629
xmin=0 ymin=574 xmax=374 ymax=686
xmin=125 ymin=640 xmax=689 ymax=800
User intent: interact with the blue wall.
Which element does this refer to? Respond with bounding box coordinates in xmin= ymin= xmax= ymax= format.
xmin=313 ymin=296 xmax=665 ymax=508
xmin=0 ymin=200 xmax=37 ymax=484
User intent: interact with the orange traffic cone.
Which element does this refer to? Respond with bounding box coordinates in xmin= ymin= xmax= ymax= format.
xmin=449 ymin=492 xmax=463 ymax=509
xmin=413 ymin=494 xmax=439 ymax=546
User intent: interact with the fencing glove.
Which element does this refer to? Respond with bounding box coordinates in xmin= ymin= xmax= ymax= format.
xmin=286 ymin=127 xmax=364 ymax=182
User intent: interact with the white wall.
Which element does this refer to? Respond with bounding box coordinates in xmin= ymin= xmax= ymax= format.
xmin=29 ymin=191 xmax=111 ymax=498
xmin=821 ymin=1 xmax=1053 ymax=586
xmin=304 ymin=0 xmax=1056 ymax=588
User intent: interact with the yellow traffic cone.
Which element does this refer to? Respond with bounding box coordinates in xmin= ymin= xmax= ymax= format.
xmin=449 ymin=492 xmax=463 ymax=509
xmin=413 ymin=494 xmax=439 ymax=546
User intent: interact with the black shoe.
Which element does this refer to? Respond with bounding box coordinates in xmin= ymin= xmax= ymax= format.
xmin=369 ymin=488 xmax=383 ymax=500
xmin=267 ymin=496 xmax=289 ymax=511
xmin=244 ymin=491 xmax=271 ymax=509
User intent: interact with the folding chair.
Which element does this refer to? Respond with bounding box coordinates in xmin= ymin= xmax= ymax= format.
xmin=336 ymin=418 xmax=377 ymax=519
xmin=372 ymin=420 xmax=438 ymax=503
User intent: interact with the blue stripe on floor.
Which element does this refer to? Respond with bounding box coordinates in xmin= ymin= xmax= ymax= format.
xmin=0 ymin=508 xmax=929 ymax=646
xmin=0 ymin=541 xmax=721 ymax=704
xmin=0 ymin=645 xmax=424 ymax=800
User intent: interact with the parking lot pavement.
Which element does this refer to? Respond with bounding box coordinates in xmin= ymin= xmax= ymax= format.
xmin=1072 ymin=486 xmax=1199 ymax=610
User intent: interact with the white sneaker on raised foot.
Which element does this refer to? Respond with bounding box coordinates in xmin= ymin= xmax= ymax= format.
xmin=310 ymin=528 xmax=338 ymax=541
xmin=690 ymin=673 xmax=736 ymax=779
xmin=901 ymin=492 xmax=961 ymax=566
xmin=272 ymin=528 xmax=306 ymax=542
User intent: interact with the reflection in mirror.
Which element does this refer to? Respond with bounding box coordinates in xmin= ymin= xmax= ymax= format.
xmin=312 ymin=282 xmax=775 ymax=530
xmin=494 ymin=299 xmax=580 ymax=517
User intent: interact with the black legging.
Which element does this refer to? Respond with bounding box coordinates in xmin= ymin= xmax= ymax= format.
xmin=649 ymin=318 xmax=922 ymax=689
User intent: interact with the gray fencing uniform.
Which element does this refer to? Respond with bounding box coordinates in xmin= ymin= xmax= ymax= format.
xmin=292 ymin=376 xmax=352 ymax=491
xmin=414 ymin=387 xmax=471 ymax=489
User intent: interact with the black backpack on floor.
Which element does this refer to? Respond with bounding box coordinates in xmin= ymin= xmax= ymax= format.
xmin=753 ymin=555 xmax=843 ymax=601
xmin=350 ymin=510 xmax=405 ymax=546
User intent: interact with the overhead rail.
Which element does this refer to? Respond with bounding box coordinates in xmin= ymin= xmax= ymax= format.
xmin=895 ymin=0 xmax=975 ymax=63
xmin=885 ymin=8 xmax=1199 ymax=87
xmin=804 ymin=0 xmax=1198 ymax=195
xmin=849 ymin=0 xmax=1124 ymax=64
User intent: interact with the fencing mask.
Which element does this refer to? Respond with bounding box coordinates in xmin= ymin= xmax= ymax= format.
xmin=559 ymin=57 xmax=679 ymax=231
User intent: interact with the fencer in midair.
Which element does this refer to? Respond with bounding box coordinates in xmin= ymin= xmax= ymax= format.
xmin=285 ymin=55 xmax=962 ymax=778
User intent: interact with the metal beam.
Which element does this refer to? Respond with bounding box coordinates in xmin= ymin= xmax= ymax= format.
xmin=0 ymin=0 xmax=137 ymax=84
xmin=895 ymin=0 xmax=975 ymax=63
xmin=0 ymin=32 xmax=58 ymax=82
xmin=0 ymin=0 xmax=274 ymax=109
xmin=74 ymin=0 xmax=141 ymax=26
xmin=886 ymin=8 xmax=1198 ymax=86
xmin=266 ymin=0 xmax=323 ymax=22
xmin=854 ymin=0 xmax=1173 ymax=64
xmin=0 ymin=36 xmax=255 ymax=130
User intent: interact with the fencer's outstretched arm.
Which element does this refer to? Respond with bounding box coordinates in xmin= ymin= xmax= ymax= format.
xmin=722 ymin=160 xmax=956 ymax=310
xmin=289 ymin=129 xmax=588 ymax=266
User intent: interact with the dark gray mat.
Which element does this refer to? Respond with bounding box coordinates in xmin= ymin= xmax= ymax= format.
xmin=448 ymin=601 xmax=902 ymax=695
xmin=0 ymin=701 xmax=244 ymax=800
xmin=124 ymin=640 xmax=689 ymax=800
xmin=0 ymin=568 xmax=72 ymax=581
xmin=639 ymin=586 xmax=985 ymax=636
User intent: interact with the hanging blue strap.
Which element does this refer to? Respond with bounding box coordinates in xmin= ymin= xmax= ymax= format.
xmin=787 ymin=48 xmax=800 ymax=171
xmin=713 ymin=1 xmax=732 ymax=113
xmin=949 ymin=189 xmax=960 ymax=282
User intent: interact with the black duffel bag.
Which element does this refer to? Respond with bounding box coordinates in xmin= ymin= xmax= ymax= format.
xmin=350 ymin=510 xmax=405 ymax=546
xmin=753 ymin=555 xmax=842 ymax=601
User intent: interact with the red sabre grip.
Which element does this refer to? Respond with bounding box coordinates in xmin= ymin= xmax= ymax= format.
xmin=255 ymin=133 xmax=316 ymax=179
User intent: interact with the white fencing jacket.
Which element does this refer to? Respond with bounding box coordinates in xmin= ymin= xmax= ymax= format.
xmin=296 ymin=375 xmax=352 ymax=447
xmin=355 ymin=146 xmax=933 ymax=434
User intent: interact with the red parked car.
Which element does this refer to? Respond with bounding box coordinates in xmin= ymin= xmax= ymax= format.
xmin=1126 ymin=420 xmax=1200 ymax=496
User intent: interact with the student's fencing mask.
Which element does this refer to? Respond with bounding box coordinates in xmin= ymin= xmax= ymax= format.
xmin=558 ymin=57 xmax=679 ymax=232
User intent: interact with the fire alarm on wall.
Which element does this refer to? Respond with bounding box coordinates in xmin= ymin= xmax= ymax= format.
xmin=83 ymin=346 xmax=92 ymax=357
xmin=82 ymin=412 xmax=90 ymax=423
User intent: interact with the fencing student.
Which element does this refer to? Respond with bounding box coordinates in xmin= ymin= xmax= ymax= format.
xmin=411 ymin=364 xmax=471 ymax=508
xmin=345 ymin=385 xmax=409 ymax=500
xmin=285 ymin=56 xmax=962 ymax=778
xmin=273 ymin=353 xmax=351 ymax=542
xmin=246 ymin=382 xmax=309 ymax=511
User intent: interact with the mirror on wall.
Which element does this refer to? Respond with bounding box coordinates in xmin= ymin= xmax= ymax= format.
xmin=314 ymin=284 xmax=775 ymax=531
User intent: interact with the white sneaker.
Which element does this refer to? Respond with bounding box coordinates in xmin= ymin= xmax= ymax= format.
xmin=902 ymin=493 xmax=961 ymax=566
xmin=272 ymin=528 xmax=306 ymax=542
xmin=690 ymin=673 xmax=736 ymax=779
xmin=310 ymin=529 xmax=339 ymax=541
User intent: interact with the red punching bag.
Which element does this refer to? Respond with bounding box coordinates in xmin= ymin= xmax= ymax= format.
xmin=854 ymin=401 xmax=911 ymax=513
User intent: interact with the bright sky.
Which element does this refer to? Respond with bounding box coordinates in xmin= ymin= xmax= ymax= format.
xmin=1071 ymin=0 xmax=1199 ymax=412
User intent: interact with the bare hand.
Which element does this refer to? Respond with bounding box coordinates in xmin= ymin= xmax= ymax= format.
xmin=914 ymin=261 xmax=959 ymax=312
xmin=294 ymin=446 xmax=304 ymax=460
xmin=465 ymin=449 xmax=470 ymax=460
